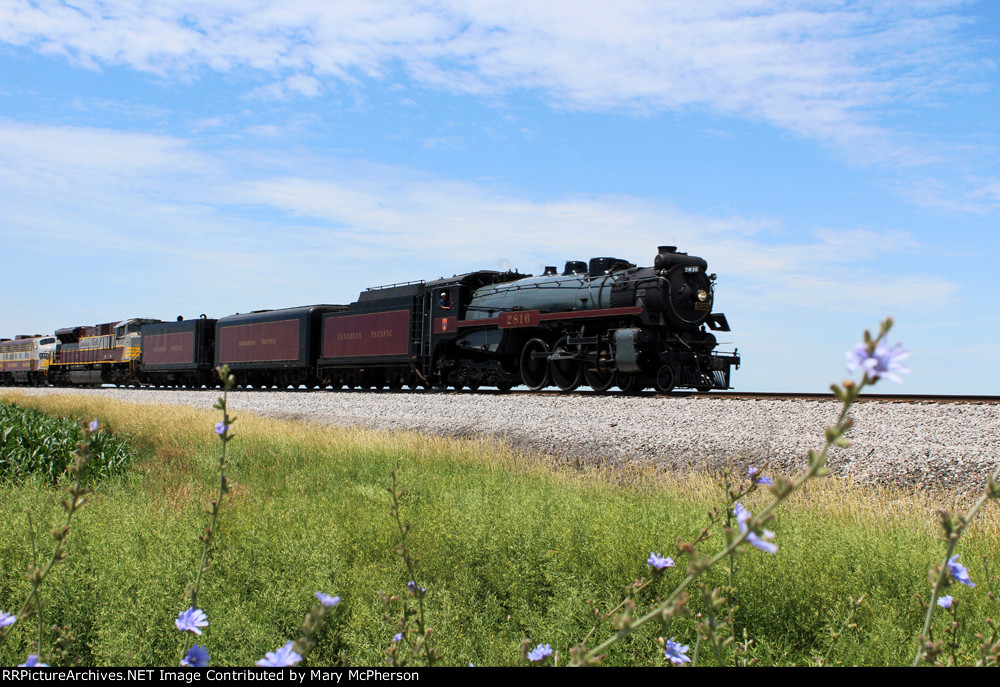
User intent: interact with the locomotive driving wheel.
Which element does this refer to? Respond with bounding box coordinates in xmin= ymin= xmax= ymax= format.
xmin=584 ymin=367 xmax=616 ymax=393
xmin=519 ymin=338 xmax=550 ymax=391
xmin=583 ymin=343 xmax=615 ymax=393
xmin=549 ymin=336 xmax=582 ymax=392
xmin=617 ymin=372 xmax=643 ymax=394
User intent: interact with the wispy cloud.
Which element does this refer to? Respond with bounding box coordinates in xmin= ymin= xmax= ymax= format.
xmin=0 ymin=119 xmax=953 ymax=317
xmin=903 ymin=173 xmax=1000 ymax=214
xmin=0 ymin=1 xmax=984 ymax=163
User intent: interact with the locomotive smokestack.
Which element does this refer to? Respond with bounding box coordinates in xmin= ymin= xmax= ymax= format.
xmin=654 ymin=246 xmax=678 ymax=271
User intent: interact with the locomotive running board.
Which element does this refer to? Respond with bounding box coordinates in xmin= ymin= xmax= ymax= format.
xmin=457 ymin=306 xmax=643 ymax=329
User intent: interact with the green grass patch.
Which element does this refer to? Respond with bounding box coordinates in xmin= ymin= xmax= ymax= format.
xmin=0 ymin=391 xmax=997 ymax=667
xmin=0 ymin=401 xmax=136 ymax=483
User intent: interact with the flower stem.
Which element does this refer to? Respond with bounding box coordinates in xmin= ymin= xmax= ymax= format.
xmin=913 ymin=458 xmax=1000 ymax=666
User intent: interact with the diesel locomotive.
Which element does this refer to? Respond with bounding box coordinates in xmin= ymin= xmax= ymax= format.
xmin=1 ymin=245 xmax=739 ymax=393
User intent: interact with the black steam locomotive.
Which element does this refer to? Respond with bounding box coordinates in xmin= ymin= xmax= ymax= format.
xmin=6 ymin=246 xmax=739 ymax=393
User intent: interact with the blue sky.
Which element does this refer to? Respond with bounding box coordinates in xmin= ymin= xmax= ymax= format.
xmin=1 ymin=1 xmax=998 ymax=393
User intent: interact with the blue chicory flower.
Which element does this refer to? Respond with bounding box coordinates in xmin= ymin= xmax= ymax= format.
xmin=175 ymin=607 xmax=209 ymax=634
xmin=664 ymin=638 xmax=691 ymax=665
xmin=937 ymin=595 xmax=954 ymax=609
xmin=947 ymin=554 xmax=975 ymax=588
xmin=749 ymin=466 xmax=773 ymax=485
xmin=647 ymin=552 xmax=675 ymax=570
xmin=19 ymin=654 xmax=49 ymax=667
xmin=0 ymin=611 xmax=16 ymax=628
xmin=182 ymin=645 xmax=210 ymax=667
xmin=88 ymin=419 xmax=99 ymax=433
xmin=214 ymin=421 xmax=227 ymax=435
xmin=846 ymin=341 xmax=909 ymax=383
xmin=315 ymin=592 xmax=341 ymax=608
xmin=256 ymin=641 xmax=302 ymax=667
xmin=527 ymin=643 xmax=553 ymax=662
xmin=393 ymin=633 xmax=403 ymax=642
xmin=734 ymin=503 xmax=778 ymax=554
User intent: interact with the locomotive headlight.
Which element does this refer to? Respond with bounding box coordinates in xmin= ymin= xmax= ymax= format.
xmin=697 ymin=289 xmax=708 ymax=302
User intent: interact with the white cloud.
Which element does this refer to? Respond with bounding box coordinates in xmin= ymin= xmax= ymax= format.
xmin=234 ymin=170 xmax=957 ymax=313
xmin=0 ymin=119 xmax=955 ymax=317
xmin=248 ymin=73 xmax=323 ymax=100
xmin=0 ymin=1 xmax=984 ymax=161
xmin=0 ymin=118 xmax=198 ymax=173
xmin=903 ymin=174 xmax=1000 ymax=214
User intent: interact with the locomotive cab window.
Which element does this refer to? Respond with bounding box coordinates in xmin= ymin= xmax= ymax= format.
xmin=436 ymin=290 xmax=458 ymax=313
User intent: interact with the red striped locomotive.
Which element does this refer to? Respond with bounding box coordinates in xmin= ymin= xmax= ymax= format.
xmin=6 ymin=245 xmax=739 ymax=393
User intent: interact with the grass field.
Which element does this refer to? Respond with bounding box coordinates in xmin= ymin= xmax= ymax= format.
xmin=0 ymin=391 xmax=997 ymax=667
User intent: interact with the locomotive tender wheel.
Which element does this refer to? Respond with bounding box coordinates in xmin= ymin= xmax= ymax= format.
xmin=520 ymin=338 xmax=550 ymax=391
xmin=655 ymin=365 xmax=676 ymax=394
xmin=549 ymin=336 xmax=582 ymax=392
xmin=496 ymin=380 xmax=514 ymax=392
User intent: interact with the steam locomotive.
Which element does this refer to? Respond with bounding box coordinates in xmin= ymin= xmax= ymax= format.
xmin=1 ymin=246 xmax=739 ymax=393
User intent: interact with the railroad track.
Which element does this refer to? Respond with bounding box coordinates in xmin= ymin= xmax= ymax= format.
xmin=2 ymin=385 xmax=997 ymax=404
xmin=673 ymin=391 xmax=998 ymax=404
xmin=443 ymin=389 xmax=1000 ymax=403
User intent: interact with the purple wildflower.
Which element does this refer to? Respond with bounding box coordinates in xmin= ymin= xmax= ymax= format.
xmin=393 ymin=633 xmax=403 ymax=642
xmin=214 ymin=421 xmax=227 ymax=435
xmin=664 ymin=638 xmax=691 ymax=665
xmin=256 ymin=641 xmax=302 ymax=667
xmin=734 ymin=503 xmax=777 ymax=554
xmin=846 ymin=341 xmax=909 ymax=383
xmin=749 ymin=466 xmax=773 ymax=485
xmin=647 ymin=552 xmax=675 ymax=570
xmin=175 ymin=607 xmax=208 ymax=635
xmin=947 ymin=555 xmax=975 ymax=588
xmin=937 ymin=596 xmax=954 ymax=609
xmin=315 ymin=592 xmax=341 ymax=608
xmin=182 ymin=645 xmax=210 ymax=667
xmin=88 ymin=419 xmax=99 ymax=433
xmin=527 ymin=643 xmax=553 ymax=662
xmin=19 ymin=654 xmax=48 ymax=668
xmin=0 ymin=611 xmax=16 ymax=628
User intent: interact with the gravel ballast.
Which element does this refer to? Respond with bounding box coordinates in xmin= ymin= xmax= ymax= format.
xmin=8 ymin=387 xmax=999 ymax=495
